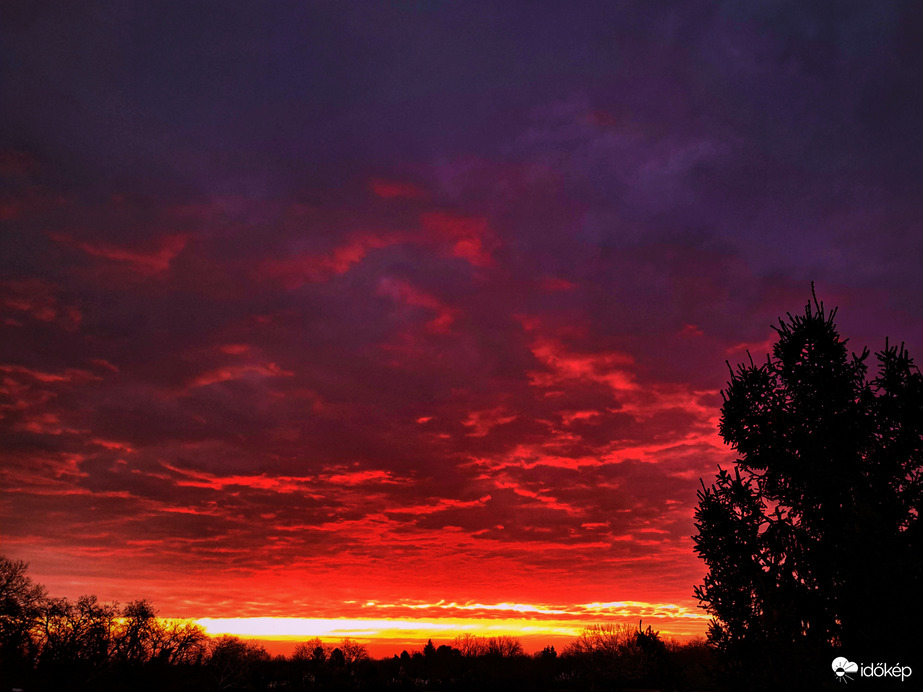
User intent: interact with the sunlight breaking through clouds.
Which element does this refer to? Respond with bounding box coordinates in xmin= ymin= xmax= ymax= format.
xmin=197 ymin=600 xmax=710 ymax=645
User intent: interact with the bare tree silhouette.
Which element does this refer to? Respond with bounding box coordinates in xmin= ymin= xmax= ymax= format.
xmin=0 ymin=556 xmax=46 ymax=673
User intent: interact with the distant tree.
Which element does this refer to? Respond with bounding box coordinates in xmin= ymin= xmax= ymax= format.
xmin=435 ymin=643 xmax=459 ymax=658
xmin=0 ymin=559 xmax=210 ymax=690
xmin=563 ymin=623 xmax=646 ymax=689
xmin=327 ymin=646 xmax=346 ymax=668
xmin=694 ymin=292 xmax=923 ymax=689
xmin=536 ymin=644 xmax=557 ymax=660
xmin=0 ymin=557 xmax=46 ymax=669
xmin=150 ymin=618 xmax=208 ymax=665
xmin=292 ymin=636 xmax=329 ymax=663
xmin=207 ymin=635 xmax=269 ymax=690
xmin=533 ymin=645 xmax=561 ymax=689
xmin=36 ymin=595 xmax=118 ymax=667
xmin=115 ymin=599 xmax=158 ymax=663
xmin=562 ymin=623 xmax=637 ymax=659
xmin=634 ymin=623 xmax=675 ymax=690
xmin=453 ymin=632 xmax=485 ymax=658
xmin=338 ymin=637 xmax=370 ymax=665
xmin=485 ymin=635 xmax=524 ymax=658
xmin=423 ymin=638 xmax=437 ymax=658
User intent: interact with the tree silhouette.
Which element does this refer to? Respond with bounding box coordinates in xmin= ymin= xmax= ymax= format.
xmin=36 ymin=595 xmax=118 ymax=669
xmin=115 ymin=599 xmax=158 ymax=663
xmin=0 ymin=557 xmax=46 ymax=672
xmin=292 ymin=636 xmax=329 ymax=664
xmin=207 ymin=635 xmax=269 ymax=690
xmin=337 ymin=637 xmax=370 ymax=666
xmin=327 ymin=646 xmax=346 ymax=668
xmin=150 ymin=618 xmax=208 ymax=665
xmin=453 ymin=632 xmax=485 ymax=658
xmin=694 ymin=292 xmax=923 ymax=689
xmin=485 ymin=634 xmax=525 ymax=658
xmin=562 ymin=623 xmax=654 ymax=690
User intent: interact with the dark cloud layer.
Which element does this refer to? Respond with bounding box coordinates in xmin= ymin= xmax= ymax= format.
xmin=2 ymin=1 xmax=922 ymax=633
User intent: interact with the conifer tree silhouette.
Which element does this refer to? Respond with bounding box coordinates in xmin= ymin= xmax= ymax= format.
xmin=694 ymin=289 xmax=923 ymax=690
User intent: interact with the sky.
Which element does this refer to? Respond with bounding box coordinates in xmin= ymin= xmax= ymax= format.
xmin=2 ymin=0 xmax=923 ymax=655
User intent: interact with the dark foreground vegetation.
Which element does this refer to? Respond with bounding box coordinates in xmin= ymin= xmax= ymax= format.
xmin=0 ymin=557 xmax=715 ymax=691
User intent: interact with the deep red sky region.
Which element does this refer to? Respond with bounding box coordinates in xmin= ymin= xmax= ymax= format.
xmin=2 ymin=2 xmax=923 ymax=655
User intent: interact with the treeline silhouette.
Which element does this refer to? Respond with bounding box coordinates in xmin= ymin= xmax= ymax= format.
xmin=1 ymin=556 xmax=715 ymax=691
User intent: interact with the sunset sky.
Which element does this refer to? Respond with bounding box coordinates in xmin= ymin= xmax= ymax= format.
xmin=2 ymin=1 xmax=922 ymax=655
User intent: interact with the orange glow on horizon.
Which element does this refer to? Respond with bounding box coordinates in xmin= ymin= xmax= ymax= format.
xmin=196 ymin=600 xmax=710 ymax=656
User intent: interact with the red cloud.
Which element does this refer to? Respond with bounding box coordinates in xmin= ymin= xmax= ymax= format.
xmin=462 ymin=406 xmax=518 ymax=437
xmin=187 ymin=362 xmax=294 ymax=389
xmin=420 ymin=211 xmax=496 ymax=267
xmin=323 ymin=469 xmax=401 ymax=485
xmin=0 ymin=279 xmax=82 ymax=329
xmin=370 ymin=178 xmax=427 ymax=200
xmin=376 ymin=277 xmax=458 ymax=334
xmin=51 ymin=233 xmax=188 ymax=275
xmin=528 ymin=336 xmax=638 ymax=393
xmin=257 ymin=212 xmax=496 ymax=292
xmin=0 ymin=364 xmax=100 ymax=439
xmin=256 ymin=232 xmax=401 ymax=289
xmin=0 ymin=363 xmax=98 ymax=384
xmin=540 ymin=277 xmax=576 ymax=292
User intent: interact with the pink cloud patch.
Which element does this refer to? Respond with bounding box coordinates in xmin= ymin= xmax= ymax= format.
xmin=51 ymin=233 xmax=188 ymax=276
xmin=187 ymin=362 xmax=294 ymax=388
xmin=528 ymin=337 xmax=638 ymax=393
xmin=377 ymin=277 xmax=458 ymax=334
xmin=370 ymin=178 xmax=427 ymax=200
xmin=540 ymin=277 xmax=576 ymax=292
xmin=420 ymin=211 xmax=496 ymax=267
xmin=0 ymin=279 xmax=82 ymax=329
xmin=218 ymin=344 xmax=252 ymax=355
xmin=256 ymin=232 xmax=401 ymax=289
